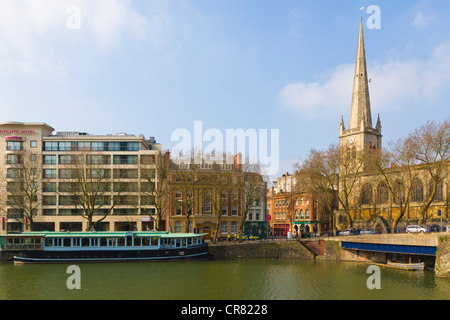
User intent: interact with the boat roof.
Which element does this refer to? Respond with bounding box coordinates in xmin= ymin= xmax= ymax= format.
xmin=0 ymin=231 xmax=206 ymax=238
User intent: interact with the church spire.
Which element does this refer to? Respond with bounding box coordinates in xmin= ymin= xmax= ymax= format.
xmin=349 ymin=18 xmax=372 ymax=130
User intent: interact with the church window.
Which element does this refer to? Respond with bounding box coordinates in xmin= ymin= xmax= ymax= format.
xmin=410 ymin=179 xmax=424 ymax=202
xmin=376 ymin=181 xmax=389 ymax=204
xmin=361 ymin=184 xmax=373 ymax=205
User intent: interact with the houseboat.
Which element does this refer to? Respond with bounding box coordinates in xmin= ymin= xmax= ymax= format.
xmin=0 ymin=231 xmax=208 ymax=263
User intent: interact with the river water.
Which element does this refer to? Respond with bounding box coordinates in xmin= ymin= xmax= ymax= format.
xmin=0 ymin=259 xmax=449 ymax=300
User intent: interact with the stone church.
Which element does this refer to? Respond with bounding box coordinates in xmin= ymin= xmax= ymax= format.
xmin=336 ymin=19 xmax=449 ymax=233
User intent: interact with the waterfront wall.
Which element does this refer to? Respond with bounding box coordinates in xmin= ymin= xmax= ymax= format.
xmin=208 ymin=241 xmax=315 ymax=260
xmin=435 ymin=237 xmax=450 ymax=278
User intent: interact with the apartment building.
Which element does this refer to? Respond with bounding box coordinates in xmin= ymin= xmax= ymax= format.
xmin=267 ymin=172 xmax=333 ymax=237
xmin=167 ymin=153 xmax=267 ymax=241
xmin=0 ymin=122 xmax=162 ymax=234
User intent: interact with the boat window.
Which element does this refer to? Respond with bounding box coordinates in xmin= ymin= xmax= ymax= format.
xmin=100 ymin=238 xmax=107 ymax=247
xmin=187 ymin=238 xmax=192 ymax=246
xmin=134 ymin=237 xmax=141 ymax=246
xmin=126 ymin=236 xmax=133 ymax=247
xmin=107 ymin=238 xmax=114 ymax=246
xmin=142 ymin=237 xmax=150 ymax=246
xmin=63 ymin=238 xmax=71 ymax=247
xmin=182 ymin=238 xmax=186 ymax=247
xmin=151 ymin=237 xmax=158 ymax=246
xmin=82 ymin=238 xmax=90 ymax=247
xmin=91 ymin=238 xmax=99 ymax=247
xmin=175 ymin=239 xmax=181 ymax=248
xmin=45 ymin=238 xmax=53 ymax=247
xmin=117 ymin=238 xmax=125 ymax=246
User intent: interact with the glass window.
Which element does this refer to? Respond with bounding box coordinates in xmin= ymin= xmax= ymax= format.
xmin=220 ymin=221 xmax=228 ymax=234
xmin=43 ymin=155 xmax=57 ymax=165
xmin=44 ymin=169 xmax=57 ymax=179
xmin=6 ymin=141 xmax=22 ymax=151
xmin=43 ymin=182 xmax=56 ymax=193
xmin=113 ymin=155 xmax=138 ymax=165
xmin=30 ymin=140 xmax=37 ymax=148
xmin=44 ymin=142 xmax=58 ymax=151
xmin=174 ymin=221 xmax=182 ymax=233
xmin=231 ymin=221 xmax=238 ymax=234
xmin=58 ymin=142 xmax=72 ymax=151
xmin=232 ymin=205 xmax=237 ymax=216
xmin=91 ymin=142 xmax=106 ymax=151
xmin=77 ymin=142 xmax=91 ymax=151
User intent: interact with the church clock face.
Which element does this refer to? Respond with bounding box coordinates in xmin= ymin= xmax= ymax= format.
xmin=348 ymin=137 xmax=355 ymax=144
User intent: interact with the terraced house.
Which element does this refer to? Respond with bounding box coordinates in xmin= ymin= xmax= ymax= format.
xmin=0 ymin=122 xmax=163 ymax=234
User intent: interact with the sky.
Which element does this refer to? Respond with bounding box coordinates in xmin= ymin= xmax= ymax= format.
xmin=0 ymin=0 xmax=449 ymax=180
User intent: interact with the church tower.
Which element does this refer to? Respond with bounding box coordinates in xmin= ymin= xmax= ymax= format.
xmin=339 ymin=18 xmax=382 ymax=152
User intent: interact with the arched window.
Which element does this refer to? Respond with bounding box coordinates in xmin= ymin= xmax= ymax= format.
xmin=300 ymin=209 xmax=304 ymax=220
xmin=376 ymin=181 xmax=389 ymax=204
xmin=361 ymin=184 xmax=373 ymax=205
xmin=305 ymin=209 xmax=310 ymax=220
xmin=294 ymin=210 xmax=299 ymax=220
xmin=392 ymin=181 xmax=405 ymax=204
xmin=429 ymin=180 xmax=444 ymax=202
xmin=411 ymin=178 xmax=424 ymax=202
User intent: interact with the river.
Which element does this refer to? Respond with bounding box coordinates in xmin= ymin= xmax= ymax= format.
xmin=0 ymin=259 xmax=449 ymax=300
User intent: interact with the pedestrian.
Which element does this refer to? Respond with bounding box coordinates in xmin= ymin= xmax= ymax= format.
xmin=227 ymin=234 xmax=231 ymax=242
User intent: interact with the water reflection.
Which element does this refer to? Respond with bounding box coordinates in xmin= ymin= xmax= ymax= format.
xmin=0 ymin=259 xmax=449 ymax=300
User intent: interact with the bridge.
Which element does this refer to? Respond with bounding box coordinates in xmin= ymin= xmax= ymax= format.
xmin=325 ymin=233 xmax=449 ymax=267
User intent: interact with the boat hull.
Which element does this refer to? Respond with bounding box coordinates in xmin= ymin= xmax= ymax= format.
xmin=387 ymin=261 xmax=425 ymax=271
xmin=13 ymin=244 xmax=209 ymax=264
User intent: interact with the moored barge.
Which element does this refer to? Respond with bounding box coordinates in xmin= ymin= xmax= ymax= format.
xmin=0 ymin=231 xmax=208 ymax=263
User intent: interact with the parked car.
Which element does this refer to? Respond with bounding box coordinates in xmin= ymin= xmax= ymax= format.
xmin=339 ymin=229 xmax=353 ymax=236
xmin=359 ymin=229 xmax=376 ymax=235
xmin=406 ymin=225 xmax=427 ymax=233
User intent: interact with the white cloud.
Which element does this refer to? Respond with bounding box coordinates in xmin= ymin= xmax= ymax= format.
xmin=0 ymin=0 xmax=170 ymax=74
xmin=279 ymin=42 xmax=450 ymax=117
xmin=413 ymin=11 xmax=435 ymax=29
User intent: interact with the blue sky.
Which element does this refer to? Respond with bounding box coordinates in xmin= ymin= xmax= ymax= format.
xmin=0 ymin=0 xmax=449 ymax=179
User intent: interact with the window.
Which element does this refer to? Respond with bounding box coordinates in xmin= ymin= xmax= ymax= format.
xmin=222 ymin=204 xmax=227 ymax=216
xmin=30 ymin=140 xmax=37 ymax=148
xmin=361 ymin=184 xmax=373 ymax=205
xmin=220 ymin=221 xmax=228 ymax=234
xmin=231 ymin=221 xmax=238 ymax=234
xmin=6 ymin=154 xmax=21 ymax=165
xmin=91 ymin=142 xmax=106 ymax=151
xmin=77 ymin=142 xmax=91 ymax=151
xmin=58 ymin=142 xmax=72 ymax=151
xmin=174 ymin=221 xmax=182 ymax=233
xmin=300 ymin=209 xmax=304 ymax=220
xmin=203 ymin=192 xmax=211 ymax=212
xmin=43 ymin=182 xmax=56 ymax=193
xmin=43 ymin=196 xmax=56 ymax=206
xmin=6 ymin=141 xmax=22 ymax=151
xmin=113 ymin=155 xmax=138 ymax=165
xmin=43 ymin=155 xmax=57 ymax=165
xmin=305 ymin=209 xmax=310 ymax=220
xmin=411 ymin=179 xmax=424 ymax=202
xmin=255 ymin=210 xmax=260 ymax=220
xmin=429 ymin=180 xmax=444 ymax=202
xmin=44 ymin=142 xmax=58 ymax=151
xmin=232 ymin=205 xmax=238 ymax=216
xmin=31 ymin=154 xmax=37 ymax=161
xmin=376 ymin=182 xmax=389 ymax=204
xmin=44 ymin=169 xmax=57 ymax=179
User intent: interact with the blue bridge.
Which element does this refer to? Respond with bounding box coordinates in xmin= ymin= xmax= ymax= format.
xmin=341 ymin=241 xmax=437 ymax=256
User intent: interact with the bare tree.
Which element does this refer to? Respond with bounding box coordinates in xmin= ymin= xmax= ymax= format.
xmin=1 ymin=149 xmax=42 ymax=230
xmin=295 ymin=143 xmax=362 ymax=232
xmin=62 ymin=152 xmax=122 ymax=231
xmin=238 ymin=160 xmax=266 ymax=241
xmin=407 ymin=119 xmax=449 ymax=224
xmin=140 ymin=151 xmax=170 ymax=231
